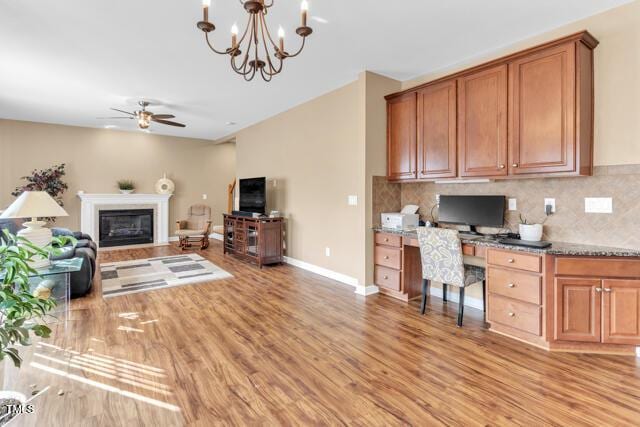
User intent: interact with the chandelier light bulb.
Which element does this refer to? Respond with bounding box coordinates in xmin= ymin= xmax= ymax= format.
xmin=301 ymin=0 xmax=309 ymax=12
xmin=202 ymin=0 xmax=210 ymax=7
xmin=231 ymin=23 xmax=239 ymax=35
xmin=278 ymin=26 xmax=285 ymax=39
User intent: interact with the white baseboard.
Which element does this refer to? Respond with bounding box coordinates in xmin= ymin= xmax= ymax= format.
xmin=429 ymin=286 xmax=484 ymax=311
xmin=283 ymin=256 xmax=359 ymax=288
xmin=355 ymin=285 xmax=380 ymax=296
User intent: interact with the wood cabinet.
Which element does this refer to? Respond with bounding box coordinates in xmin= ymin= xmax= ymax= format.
xmin=554 ymin=278 xmax=601 ymax=342
xmin=458 ymin=64 xmax=508 ymax=177
xmin=223 ymin=214 xmax=284 ymax=268
xmin=509 ymin=43 xmax=576 ymax=175
xmin=385 ymin=31 xmax=598 ymax=182
xmin=602 ymin=280 xmax=640 ymax=345
xmin=387 ymin=92 xmax=417 ymax=181
xmin=417 ymin=80 xmax=457 ymax=179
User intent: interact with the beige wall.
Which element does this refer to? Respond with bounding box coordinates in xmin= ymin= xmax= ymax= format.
xmin=0 ymin=119 xmax=236 ymax=237
xmin=402 ymin=0 xmax=640 ymax=166
xmin=235 ymin=81 xmax=366 ymax=284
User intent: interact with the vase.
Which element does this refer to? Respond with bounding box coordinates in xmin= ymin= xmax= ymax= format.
xmin=519 ymin=223 xmax=543 ymax=242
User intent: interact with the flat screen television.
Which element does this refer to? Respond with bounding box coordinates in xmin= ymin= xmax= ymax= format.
xmin=239 ymin=177 xmax=266 ymax=214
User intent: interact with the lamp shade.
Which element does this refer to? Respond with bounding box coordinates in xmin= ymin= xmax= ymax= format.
xmin=0 ymin=191 xmax=68 ymax=219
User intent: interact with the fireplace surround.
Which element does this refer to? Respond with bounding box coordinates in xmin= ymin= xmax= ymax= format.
xmin=99 ymin=209 xmax=154 ymax=247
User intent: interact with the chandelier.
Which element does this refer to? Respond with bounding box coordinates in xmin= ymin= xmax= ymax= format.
xmin=197 ymin=0 xmax=313 ymax=82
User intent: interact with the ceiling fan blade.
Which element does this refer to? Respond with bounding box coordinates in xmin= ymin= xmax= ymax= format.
xmin=151 ymin=114 xmax=175 ymax=119
xmin=97 ymin=116 xmax=134 ymax=119
xmin=110 ymin=108 xmax=135 ymax=116
xmin=151 ymin=118 xmax=186 ymax=127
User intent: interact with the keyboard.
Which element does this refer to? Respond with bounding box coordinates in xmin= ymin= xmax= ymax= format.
xmin=498 ymin=238 xmax=552 ymax=249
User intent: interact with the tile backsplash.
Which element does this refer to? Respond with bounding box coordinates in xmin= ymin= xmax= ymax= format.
xmin=372 ymin=165 xmax=640 ymax=249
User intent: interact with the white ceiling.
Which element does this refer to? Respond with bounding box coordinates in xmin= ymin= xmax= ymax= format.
xmin=0 ymin=0 xmax=632 ymax=140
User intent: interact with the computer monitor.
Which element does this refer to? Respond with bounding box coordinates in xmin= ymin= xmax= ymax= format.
xmin=438 ymin=195 xmax=505 ymax=234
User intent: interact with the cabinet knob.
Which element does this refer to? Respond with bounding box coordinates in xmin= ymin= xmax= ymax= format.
xmin=384 ymin=256 xmax=389 ymax=260
xmin=508 ymin=312 xmax=515 ymax=317
xmin=595 ymin=287 xmax=603 ymax=292
xmin=512 ymin=163 xmax=519 ymax=168
xmin=383 ymin=275 xmax=389 ymax=280
xmin=499 ymin=164 xmax=505 ymax=169
xmin=507 ymin=258 xmax=515 ymax=263
xmin=508 ymin=283 xmax=515 ymax=288
xmin=604 ymin=288 xmax=612 ymax=292
xmin=384 ymin=238 xmax=389 ymax=242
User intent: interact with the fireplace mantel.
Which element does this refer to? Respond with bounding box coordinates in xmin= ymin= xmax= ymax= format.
xmin=77 ymin=193 xmax=172 ymax=247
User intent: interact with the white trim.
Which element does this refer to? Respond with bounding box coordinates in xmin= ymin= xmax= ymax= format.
xmin=356 ymin=285 xmax=380 ymax=296
xmin=283 ymin=256 xmax=359 ymax=288
xmin=636 ymin=347 xmax=640 ymax=358
xmin=77 ymin=193 xmax=171 ymax=246
xmin=429 ymin=286 xmax=484 ymax=310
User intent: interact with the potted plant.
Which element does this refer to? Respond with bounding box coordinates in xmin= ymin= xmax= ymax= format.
xmin=0 ymin=230 xmax=73 ymax=423
xmin=117 ymin=180 xmax=135 ymax=194
xmin=519 ymin=214 xmax=544 ymax=242
xmin=12 ymin=164 xmax=68 ymax=223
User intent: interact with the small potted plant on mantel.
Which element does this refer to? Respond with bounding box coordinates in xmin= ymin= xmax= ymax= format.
xmin=117 ymin=180 xmax=135 ymax=194
xmin=519 ymin=214 xmax=545 ymax=242
xmin=0 ymin=230 xmax=73 ymax=424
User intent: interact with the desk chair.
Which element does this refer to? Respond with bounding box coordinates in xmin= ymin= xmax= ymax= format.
xmin=416 ymin=227 xmax=486 ymax=327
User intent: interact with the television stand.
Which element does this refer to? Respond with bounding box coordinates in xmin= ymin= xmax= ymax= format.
xmin=223 ymin=214 xmax=284 ymax=268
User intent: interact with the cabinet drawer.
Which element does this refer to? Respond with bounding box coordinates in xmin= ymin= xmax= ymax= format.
xmin=374 ymin=266 xmax=401 ymax=291
xmin=375 ymin=233 xmax=402 ymax=248
xmin=556 ymin=257 xmax=640 ymax=279
xmin=488 ymin=294 xmax=541 ymax=336
xmin=487 ymin=267 xmax=541 ymax=305
xmin=375 ymin=246 xmax=402 ymax=270
xmin=487 ymin=249 xmax=541 ymax=273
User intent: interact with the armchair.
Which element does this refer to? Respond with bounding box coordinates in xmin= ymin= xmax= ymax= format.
xmin=176 ymin=204 xmax=212 ymax=250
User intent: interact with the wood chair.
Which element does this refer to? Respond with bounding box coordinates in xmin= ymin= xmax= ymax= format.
xmin=176 ymin=205 xmax=212 ymax=250
xmin=416 ymin=227 xmax=486 ymax=327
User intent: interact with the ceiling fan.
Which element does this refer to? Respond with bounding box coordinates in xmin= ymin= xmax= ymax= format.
xmin=99 ymin=101 xmax=186 ymax=129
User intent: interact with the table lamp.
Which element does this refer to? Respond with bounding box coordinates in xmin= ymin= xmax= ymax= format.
xmin=0 ymin=191 xmax=69 ymax=268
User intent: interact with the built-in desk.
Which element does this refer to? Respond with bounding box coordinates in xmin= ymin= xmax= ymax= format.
xmin=374 ymin=227 xmax=640 ymax=355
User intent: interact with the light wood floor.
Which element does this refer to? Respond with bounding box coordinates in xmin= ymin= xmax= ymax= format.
xmin=11 ymin=241 xmax=640 ymax=426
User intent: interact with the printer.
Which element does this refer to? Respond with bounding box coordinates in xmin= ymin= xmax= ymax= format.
xmin=381 ymin=205 xmax=420 ymax=230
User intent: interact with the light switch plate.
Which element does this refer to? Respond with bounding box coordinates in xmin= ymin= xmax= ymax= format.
xmin=202 ymin=194 xmax=207 ymax=200
xmin=348 ymin=195 xmax=358 ymax=206
xmin=585 ymin=197 xmax=613 ymax=213
xmin=544 ymin=198 xmax=556 ymax=213
xmin=508 ymin=198 xmax=517 ymax=211
xmin=325 ymin=247 xmax=331 ymax=257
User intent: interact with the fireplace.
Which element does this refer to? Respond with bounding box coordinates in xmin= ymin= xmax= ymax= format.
xmin=99 ymin=209 xmax=154 ymax=247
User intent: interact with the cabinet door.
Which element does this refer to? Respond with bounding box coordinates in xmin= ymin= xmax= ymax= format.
xmin=554 ymin=278 xmax=601 ymax=342
xmin=387 ymin=93 xmax=417 ymax=181
xmin=416 ymin=80 xmax=457 ymax=179
xmin=509 ymin=43 xmax=576 ymax=175
xmin=458 ymin=65 xmax=508 ymax=177
xmin=602 ymin=280 xmax=640 ymax=345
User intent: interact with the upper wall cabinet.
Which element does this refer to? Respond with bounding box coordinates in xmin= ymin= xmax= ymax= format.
xmin=385 ymin=31 xmax=598 ymax=182
xmin=387 ymin=92 xmax=417 ymax=181
xmin=417 ymin=80 xmax=457 ymax=179
xmin=458 ymin=64 xmax=508 ymax=177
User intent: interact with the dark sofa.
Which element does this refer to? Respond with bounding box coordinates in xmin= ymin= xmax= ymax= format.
xmin=0 ymin=219 xmax=97 ymax=298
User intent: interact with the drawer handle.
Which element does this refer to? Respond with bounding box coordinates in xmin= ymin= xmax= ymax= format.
xmin=383 ymin=275 xmax=389 ymax=280
xmin=508 ymin=312 xmax=515 ymax=317
xmin=604 ymin=288 xmax=612 ymax=292
xmin=507 ymin=283 xmax=515 ymax=288
xmin=384 ymin=238 xmax=389 ymax=242
xmin=512 ymin=163 xmax=519 ymax=168
xmin=507 ymin=258 xmax=515 ymax=263
xmin=384 ymin=256 xmax=389 ymax=260
xmin=595 ymin=287 xmax=603 ymax=292
xmin=499 ymin=164 xmax=505 ymax=169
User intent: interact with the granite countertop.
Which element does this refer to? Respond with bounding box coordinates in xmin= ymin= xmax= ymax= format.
xmin=372 ymin=227 xmax=640 ymax=258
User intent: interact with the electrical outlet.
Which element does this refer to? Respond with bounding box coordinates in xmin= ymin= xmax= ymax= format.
xmin=202 ymin=194 xmax=207 ymax=200
xmin=508 ymin=198 xmax=517 ymax=211
xmin=348 ymin=195 xmax=358 ymax=206
xmin=273 ymin=179 xmax=277 ymax=187
xmin=325 ymin=247 xmax=331 ymax=257
xmin=544 ymin=198 xmax=556 ymax=213
xmin=585 ymin=197 xmax=613 ymax=213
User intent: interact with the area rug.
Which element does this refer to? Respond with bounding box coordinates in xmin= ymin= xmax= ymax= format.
xmin=100 ymin=254 xmax=233 ymax=298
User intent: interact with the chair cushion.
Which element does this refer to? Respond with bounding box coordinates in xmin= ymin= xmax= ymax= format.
xmin=417 ymin=227 xmax=466 ymax=287
xmin=175 ymin=229 xmax=205 ymax=237
xmin=463 ymin=265 xmax=486 ymax=286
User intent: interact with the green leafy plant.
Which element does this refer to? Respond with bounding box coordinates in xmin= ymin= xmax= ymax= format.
xmin=117 ymin=180 xmax=135 ymax=191
xmin=0 ymin=230 xmax=75 ymax=367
